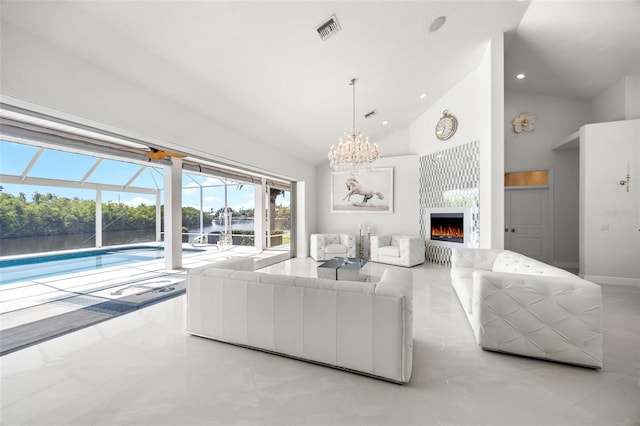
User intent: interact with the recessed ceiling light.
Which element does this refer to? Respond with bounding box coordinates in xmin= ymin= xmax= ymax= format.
xmin=420 ymin=92 xmax=428 ymax=99
xmin=429 ymin=16 xmax=446 ymax=33
xmin=382 ymin=120 xmax=389 ymax=126
xmin=516 ymin=73 xmax=526 ymax=80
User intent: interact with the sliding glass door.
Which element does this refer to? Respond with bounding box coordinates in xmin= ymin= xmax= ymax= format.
xmin=265 ymin=184 xmax=291 ymax=251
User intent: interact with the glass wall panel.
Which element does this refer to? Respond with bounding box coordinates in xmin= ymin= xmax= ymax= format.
xmin=129 ymin=167 xmax=164 ymax=190
xmin=0 ymin=140 xmax=40 ymax=175
xmin=182 ymin=173 xmax=256 ymax=246
xmin=266 ymin=186 xmax=291 ymax=250
xmin=0 ymin=184 xmax=96 ymax=256
xmin=28 ymin=148 xmax=97 ymax=181
xmin=88 ymin=159 xmax=146 ymax=186
xmin=101 ymin=191 xmax=157 ymax=246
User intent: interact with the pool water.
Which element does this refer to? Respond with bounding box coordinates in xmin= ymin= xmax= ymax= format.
xmin=0 ymin=246 xmax=202 ymax=285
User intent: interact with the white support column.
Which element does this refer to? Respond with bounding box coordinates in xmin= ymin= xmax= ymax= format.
xmin=164 ymin=158 xmax=182 ymax=270
xmin=254 ymin=178 xmax=265 ymax=251
xmin=199 ymin=186 xmax=204 ymax=236
xmin=155 ymin=190 xmax=162 ymax=242
xmin=295 ymin=181 xmax=306 ymax=258
xmin=95 ymin=189 xmax=102 ymax=248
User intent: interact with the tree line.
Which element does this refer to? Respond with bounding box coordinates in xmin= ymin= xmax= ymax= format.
xmin=0 ymin=191 xmax=203 ymax=239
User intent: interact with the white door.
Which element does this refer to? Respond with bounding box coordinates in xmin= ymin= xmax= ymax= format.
xmin=505 ymin=188 xmax=552 ymax=263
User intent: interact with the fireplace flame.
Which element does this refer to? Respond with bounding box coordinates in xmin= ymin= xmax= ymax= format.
xmin=431 ymin=225 xmax=464 ymax=238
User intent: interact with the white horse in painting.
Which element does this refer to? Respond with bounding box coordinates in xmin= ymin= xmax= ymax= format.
xmin=343 ymin=177 xmax=384 ymax=205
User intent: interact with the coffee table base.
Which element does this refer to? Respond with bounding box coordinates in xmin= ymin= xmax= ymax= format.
xmin=317 ymin=257 xmax=367 ymax=282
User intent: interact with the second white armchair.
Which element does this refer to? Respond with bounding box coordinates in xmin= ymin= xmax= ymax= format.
xmin=310 ymin=233 xmax=356 ymax=261
xmin=370 ymin=235 xmax=425 ymax=267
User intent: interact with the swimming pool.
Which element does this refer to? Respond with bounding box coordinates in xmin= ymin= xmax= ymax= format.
xmin=0 ymin=246 xmax=203 ymax=285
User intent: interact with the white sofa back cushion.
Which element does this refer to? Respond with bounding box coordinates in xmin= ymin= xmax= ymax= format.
xmin=187 ymin=264 xmax=413 ymax=383
xmin=492 ymin=251 xmax=576 ymax=277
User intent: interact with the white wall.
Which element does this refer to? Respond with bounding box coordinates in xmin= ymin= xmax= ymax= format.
xmin=624 ymin=74 xmax=640 ymax=120
xmin=590 ymin=78 xmax=627 ymax=123
xmin=590 ymin=74 xmax=640 ymax=123
xmin=409 ymin=37 xmax=502 ymax=248
xmin=580 ymin=119 xmax=640 ymax=285
xmin=505 ymin=90 xmax=591 ymax=266
xmin=316 ymin=155 xmax=419 ymax=238
xmin=376 ymin=127 xmax=411 ymax=157
xmin=0 ymin=22 xmax=318 ymax=258
xmin=488 ymin=34 xmax=505 ymax=249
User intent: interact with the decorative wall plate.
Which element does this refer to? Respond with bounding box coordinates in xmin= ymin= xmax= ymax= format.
xmin=512 ymin=112 xmax=536 ymax=133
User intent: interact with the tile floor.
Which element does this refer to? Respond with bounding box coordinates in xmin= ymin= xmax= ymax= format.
xmin=1 ymin=258 xmax=638 ymax=426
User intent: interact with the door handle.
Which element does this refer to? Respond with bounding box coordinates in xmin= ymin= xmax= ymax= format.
xmin=505 ymin=228 xmax=508 ymax=232
xmin=511 ymin=228 xmax=516 ymax=232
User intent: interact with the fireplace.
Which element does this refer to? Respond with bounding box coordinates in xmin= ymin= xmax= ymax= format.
xmin=430 ymin=213 xmax=464 ymax=243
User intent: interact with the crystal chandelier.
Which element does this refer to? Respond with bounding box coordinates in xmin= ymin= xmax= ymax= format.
xmin=328 ymin=78 xmax=380 ymax=174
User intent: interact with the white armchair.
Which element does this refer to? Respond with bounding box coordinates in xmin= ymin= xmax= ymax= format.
xmin=310 ymin=233 xmax=356 ymax=261
xmin=370 ymin=235 xmax=425 ymax=267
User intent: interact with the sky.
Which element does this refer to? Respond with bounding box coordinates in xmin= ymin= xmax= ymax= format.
xmin=0 ymin=140 xmax=289 ymax=213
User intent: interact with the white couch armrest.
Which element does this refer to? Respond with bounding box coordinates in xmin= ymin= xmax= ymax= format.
xmin=188 ymin=257 xmax=255 ymax=276
xmin=472 ymin=270 xmax=603 ymax=368
xmin=310 ymin=234 xmax=326 ymax=261
xmin=375 ymin=268 xmax=412 ymax=298
xmin=339 ymin=234 xmax=357 ymax=257
xmin=398 ymin=236 xmax=425 ymax=266
xmin=451 ymin=248 xmax=502 ymax=270
xmin=370 ymin=235 xmax=391 ymax=261
xmin=374 ymin=268 xmax=413 ymax=382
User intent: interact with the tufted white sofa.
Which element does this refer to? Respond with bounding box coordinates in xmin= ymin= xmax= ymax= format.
xmin=186 ymin=256 xmax=414 ymax=383
xmin=310 ymin=233 xmax=356 ymax=261
xmin=370 ymin=235 xmax=426 ymax=267
xmin=450 ymin=248 xmax=603 ymax=368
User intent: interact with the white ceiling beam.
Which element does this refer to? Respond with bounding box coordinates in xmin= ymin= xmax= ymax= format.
xmin=20 ymin=147 xmax=44 ymax=181
xmin=124 ymin=165 xmax=147 ymax=190
xmin=0 ymin=174 xmax=157 ymax=195
xmin=80 ymin=158 xmax=104 ymax=185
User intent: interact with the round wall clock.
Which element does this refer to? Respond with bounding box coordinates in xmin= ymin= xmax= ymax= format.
xmin=435 ymin=110 xmax=458 ymax=141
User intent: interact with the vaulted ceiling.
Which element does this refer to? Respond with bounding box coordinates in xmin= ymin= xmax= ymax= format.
xmin=1 ymin=1 xmax=638 ymax=165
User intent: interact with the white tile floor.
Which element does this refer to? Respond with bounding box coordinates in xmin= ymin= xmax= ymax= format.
xmin=1 ymin=258 xmax=638 ymax=426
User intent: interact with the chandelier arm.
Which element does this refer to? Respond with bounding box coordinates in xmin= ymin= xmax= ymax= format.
xmin=328 ymin=77 xmax=379 ymax=174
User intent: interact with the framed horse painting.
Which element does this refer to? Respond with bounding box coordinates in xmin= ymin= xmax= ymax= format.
xmin=330 ymin=167 xmax=394 ymax=213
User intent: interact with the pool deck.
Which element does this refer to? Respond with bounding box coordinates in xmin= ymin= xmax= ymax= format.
xmin=0 ymin=243 xmax=289 ymax=332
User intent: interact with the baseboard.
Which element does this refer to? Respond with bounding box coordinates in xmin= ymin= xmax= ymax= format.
xmin=581 ymin=274 xmax=640 ymax=287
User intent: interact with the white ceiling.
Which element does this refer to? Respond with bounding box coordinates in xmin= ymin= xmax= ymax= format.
xmin=1 ymin=1 xmax=638 ymax=166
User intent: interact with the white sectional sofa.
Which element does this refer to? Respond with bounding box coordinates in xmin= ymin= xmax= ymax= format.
xmin=450 ymin=248 xmax=603 ymax=368
xmin=186 ymin=257 xmax=414 ymax=383
xmin=370 ymin=235 xmax=425 ymax=267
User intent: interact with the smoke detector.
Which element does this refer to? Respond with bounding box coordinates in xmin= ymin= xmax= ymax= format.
xmin=315 ymin=15 xmax=341 ymax=41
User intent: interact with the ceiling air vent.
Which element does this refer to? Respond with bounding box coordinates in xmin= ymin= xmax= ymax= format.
xmin=364 ymin=109 xmax=377 ymax=119
xmin=315 ymin=15 xmax=341 ymax=41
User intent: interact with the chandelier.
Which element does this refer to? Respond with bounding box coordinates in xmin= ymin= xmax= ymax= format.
xmin=328 ymin=78 xmax=380 ymax=174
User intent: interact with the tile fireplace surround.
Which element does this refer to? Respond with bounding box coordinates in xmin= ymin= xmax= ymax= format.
xmin=420 ymin=140 xmax=480 ymax=263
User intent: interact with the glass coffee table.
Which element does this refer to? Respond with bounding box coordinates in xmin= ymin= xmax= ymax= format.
xmin=317 ymin=257 xmax=368 ymax=282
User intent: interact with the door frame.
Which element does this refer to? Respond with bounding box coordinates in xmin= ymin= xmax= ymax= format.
xmin=264 ymin=182 xmax=292 ymax=252
xmin=504 ymin=169 xmax=554 ymax=263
